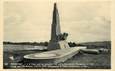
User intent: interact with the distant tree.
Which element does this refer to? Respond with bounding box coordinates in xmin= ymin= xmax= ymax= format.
xmin=44 ymin=41 xmax=48 ymax=46
xmin=68 ymin=42 xmax=77 ymax=47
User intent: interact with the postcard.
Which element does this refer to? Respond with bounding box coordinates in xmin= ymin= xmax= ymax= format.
xmin=0 ymin=0 xmax=114 ymax=71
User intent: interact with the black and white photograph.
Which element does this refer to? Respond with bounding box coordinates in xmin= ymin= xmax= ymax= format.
xmin=3 ymin=0 xmax=111 ymax=69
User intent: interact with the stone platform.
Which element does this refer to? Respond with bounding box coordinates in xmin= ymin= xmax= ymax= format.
xmin=24 ymin=47 xmax=86 ymax=64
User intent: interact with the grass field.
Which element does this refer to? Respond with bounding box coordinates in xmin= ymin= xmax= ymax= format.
xmin=3 ymin=43 xmax=111 ymax=69
xmin=3 ymin=50 xmax=111 ymax=69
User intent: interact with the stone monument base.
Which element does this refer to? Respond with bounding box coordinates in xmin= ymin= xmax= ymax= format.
xmin=48 ymin=40 xmax=70 ymax=50
xmin=23 ymin=47 xmax=86 ymax=64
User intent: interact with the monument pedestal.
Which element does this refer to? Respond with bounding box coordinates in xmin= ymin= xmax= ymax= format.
xmin=47 ymin=41 xmax=60 ymax=50
xmin=48 ymin=40 xmax=70 ymax=50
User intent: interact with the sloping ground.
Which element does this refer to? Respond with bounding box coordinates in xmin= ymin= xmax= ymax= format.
xmin=64 ymin=53 xmax=111 ymax=69
xmin=3 ymin=50 xmax=110 ymax=69
xmin=3 ymin=42 xmax=111 ymax=69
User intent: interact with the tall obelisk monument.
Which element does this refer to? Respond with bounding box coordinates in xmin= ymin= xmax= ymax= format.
xmin=51 ymin=3 xmax=61 ymax=42
xmin=48 ymin=3 xmax=70 ymax=50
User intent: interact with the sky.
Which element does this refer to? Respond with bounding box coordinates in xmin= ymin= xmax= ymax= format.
xmin=4 ymin=1 xmax=111 ymax=43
